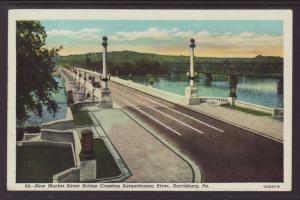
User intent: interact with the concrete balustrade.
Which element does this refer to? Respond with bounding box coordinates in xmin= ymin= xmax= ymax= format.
xmin=41 ymin=107 xmax=74 ymax=130
xmin=40 ymin=129 xmax=75 ymax=147
xmin=235 ymin=100 xmax=279 ymax=116
xmin=53 ymin=167 xmax=80 ymax=183
xmin=111 ymin=76 xmax=191 ymax=105
xmin=23 ymin=133 xmax=40 ymax=141
xmin=199 ymin=97 xmax=229 ymax=105
xmin=74 ymin=101 xmax=99 ymax=111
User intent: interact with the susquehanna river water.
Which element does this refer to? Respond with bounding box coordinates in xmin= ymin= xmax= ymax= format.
xmin=25 ymin=76 xmax=67 ymax=126
xmin=121 ymin=74 xmax=283 ymax=108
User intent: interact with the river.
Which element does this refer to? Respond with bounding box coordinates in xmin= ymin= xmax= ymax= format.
xmin=120 ymin=74 xmax=283 ymax=108
xmin=25 ymin=76 xmax=67 ymax=126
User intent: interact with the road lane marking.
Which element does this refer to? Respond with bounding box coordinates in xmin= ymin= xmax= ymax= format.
xmin=135 ymin=93 xmax=224 ymax=133
xmin=117 ymin=98 xmax=183 ymax=136
xmin=112 ymin=83 xmax=224 ymax=133
xmin=149 ymin=106 xmax=204 ymax=134
xmin=113 ymin=86 xmax=204 ymax=135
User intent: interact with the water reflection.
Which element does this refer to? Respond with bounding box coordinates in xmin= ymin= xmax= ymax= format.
xmin=120 ymin=74 xmax=283 ymax=108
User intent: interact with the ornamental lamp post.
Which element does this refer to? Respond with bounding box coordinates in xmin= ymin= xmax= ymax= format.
xmin=102 ymin=36 xmax=108 ymax=89
xmin=98 ymin=36 xmax=113 ymax=108
xmin=189 ymin=38 xmax=196 ymax=87
xmin=184 ymin=38 xmax=199 ymax=105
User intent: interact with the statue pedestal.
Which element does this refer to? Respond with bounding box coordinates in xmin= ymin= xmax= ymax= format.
xmin=185 ymin=86 xmax=200 ymax=105
xmin=79 ymin=129 xmax=97 ymax=183
xmin=98 ymin=88 xmax=113 ymax=108
xmin=80 ymin=159 xmax=97 ymax=182
xmin=74 ymin=90 xmax=85 ymax=103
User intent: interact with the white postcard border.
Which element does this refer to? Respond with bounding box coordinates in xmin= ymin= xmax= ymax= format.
xmin=7 ymin=9 xmax=293 ymax=191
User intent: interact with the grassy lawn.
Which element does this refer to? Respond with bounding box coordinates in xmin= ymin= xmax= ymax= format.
xmin=93 ymin=139 xmax=121 ymax=179
xmin=221 ymin=104 xmax=272 ymax=116
xmin=16 ymin=145 xmax=75 ymax=183
xmin=72 ymin=110 xmax=94 ymax=126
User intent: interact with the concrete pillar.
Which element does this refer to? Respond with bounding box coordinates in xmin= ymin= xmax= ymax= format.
xmin=67 ymin=90 xmax=74 ymax=106
xmin=74 ymin=90 xmax=85 ymax=103
xmin=185 ymin=38 xmax=199 ymax=105
xmin=98 ymin=36 xmax=113 ymax=108
xmin=79 ymin=129 xmax=97 ymax=182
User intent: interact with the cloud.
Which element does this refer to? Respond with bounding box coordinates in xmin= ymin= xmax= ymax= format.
xmin=47 ymin=28 xmax=101 ymax=40
xmin=109 ymin=28 xmax=282 ymax=50
xmin=47 ymin=27 xmax=282 ymax=57
xmin=110 ymin=27 xmax=183 ymax=41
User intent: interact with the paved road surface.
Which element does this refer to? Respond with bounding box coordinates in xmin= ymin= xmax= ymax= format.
xmin=109 ymin=81 xmax=283 ymax=183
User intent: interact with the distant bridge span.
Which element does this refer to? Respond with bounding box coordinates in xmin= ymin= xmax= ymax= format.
xmin=161 ymin=61 xmax=283 ymax=79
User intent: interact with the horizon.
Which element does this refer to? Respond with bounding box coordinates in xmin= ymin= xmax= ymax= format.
xmin=57 ymin=50 xmax=283 ymax=59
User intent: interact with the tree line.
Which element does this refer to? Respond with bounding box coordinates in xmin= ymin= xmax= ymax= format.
xmin=56 ymin=51 xmax=283 ymax=77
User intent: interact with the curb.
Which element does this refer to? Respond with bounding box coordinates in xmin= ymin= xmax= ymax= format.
xmin=88 ymin=111 xmax=132 ymax=182
xmin=119 ymin=108 xmax=202 ymax=183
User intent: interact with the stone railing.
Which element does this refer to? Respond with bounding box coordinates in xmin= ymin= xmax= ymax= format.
xmin=40 ymin=129 xmax=75 ymax=147
xmin=110 ymin=76 xmax=190 ymax=105
xmin=235 ymin=100 xmax=280 ymax=116
xmin=53 ymin=167 xmax=80 ymax=183
xmin=41 ymin=107 xmax=74 ymax=130
xmin=273 ymin=108 xmax=284 ymax=116
xmin=74 ymin=101 xmax=99 ymax=111
xmin=199 ymin=97 xmax=229 ymax=105
xmin=23 ymin=133 xmax=40 ymax=141
xmin=20 ymin=140 xmax=72 ymax=148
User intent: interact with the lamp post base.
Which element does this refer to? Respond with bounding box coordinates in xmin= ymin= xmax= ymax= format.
xmin=98 ymin=88 xmax=113 ymax=109
xmin=228 ymin=96 xmax=237 ymax=106
xmin=185 ymin=86 xmax=200 ymax=105
xmin=185 ymin=86 xmax=198 ymax=98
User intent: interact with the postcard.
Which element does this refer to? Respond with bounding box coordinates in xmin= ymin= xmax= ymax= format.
xmin=7 ymin=9 xmax=292 ymax=191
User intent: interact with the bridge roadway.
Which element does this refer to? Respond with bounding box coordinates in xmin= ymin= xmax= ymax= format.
xmin=76 ymin=68 xmax=283 ymax=182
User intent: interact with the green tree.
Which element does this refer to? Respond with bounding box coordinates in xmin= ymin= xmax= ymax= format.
xmin=17 ymin=21 xmax=62 ymax=124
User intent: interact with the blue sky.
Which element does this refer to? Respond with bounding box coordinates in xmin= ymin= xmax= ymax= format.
xmin=41 ymin=20 xmax=283 ymax=57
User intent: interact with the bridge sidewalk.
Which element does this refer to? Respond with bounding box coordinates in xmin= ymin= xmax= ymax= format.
xmin=91 ymin=108 xmax=195 ymax=183
xmin=188 ymin=104 xmax=283 ymax=142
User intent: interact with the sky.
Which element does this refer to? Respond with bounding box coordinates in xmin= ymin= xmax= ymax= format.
xmin=41 ymin=20 xmax=283 ymax=58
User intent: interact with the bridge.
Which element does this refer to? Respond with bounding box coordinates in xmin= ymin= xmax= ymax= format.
xmin=161 ymin=61 xmax=283 ymax=79
xmin=58 ymin=36 xmax=283 ymax=182
xmin=60 ymin=66 xmax=283 ymax=182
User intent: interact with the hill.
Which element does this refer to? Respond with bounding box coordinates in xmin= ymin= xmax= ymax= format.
xmin=53 ymin=51 xmax=283 ymax=76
